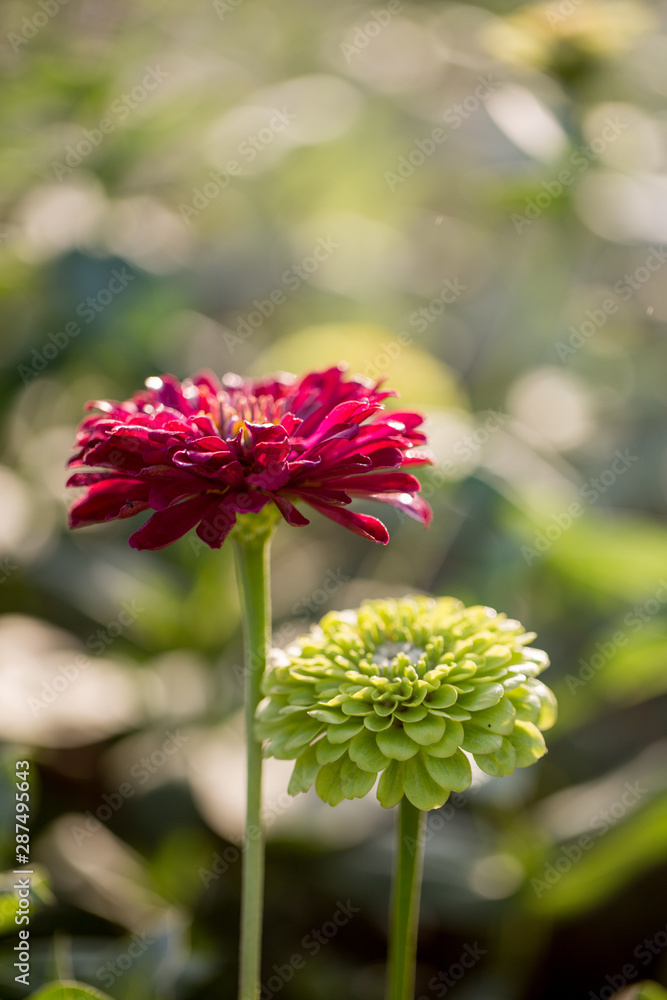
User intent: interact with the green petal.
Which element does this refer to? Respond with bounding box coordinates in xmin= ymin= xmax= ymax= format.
xmin=363 ymin=713 xmax=394 ymax=732
xmin=424 ymin=748 xmax=472 ymax=792
xmin=510 ymin=720 xmax=546 ymax=767
xmin=474 ymin=738 xmax=517 ymax=777
xmin=327 ymin=719 xmax=365 ymax=744
xmin=481 ymin=644 xmax=512 ymax=668
xmin=424 ymin=720 xmax=464 ymax=758
xmin=309 ymin=708 xmax=347 ymax=725
xmin=376 ymin=725 xmax=420 ymax=761
xmin=472 ymin=697 xmax=516 ymax=735
xmin=460 ymin=725 xmax=503 ymax=755
xmin=340 ymin=699 xmax=373 ymax=717
xmin=377 ymin=760 xmax=405 ymax=808
xmin=287 ymin=744 xmax=320 ymax=795
xmin=533 ymin=681 xmax=558 ymax=730
xmin=438 ymin=705 xmax=471 ymax=721
xmin=394 ymin=705 xmax=429 ymax=723
xmin=316 ymin=738 xmax=350 ymax=764
xmin=403 ymin=715 xmax=447 ymax=746
xmin=315 ymin=758 xmax=346 ymax=806
xmin=403 ymin=752 xmax=450 ymax=810
xmin=340 ymin=756 xmax=376 ymax=799
xmin=283 ymin=718 xmax=323 ymax=751
xmin=457 ymin=682 xmax=504 ymax=711
xmin=424 ymin=683 xmax=458 ymax=708
xmin=349 ymin=730 xmax=391 ymax=773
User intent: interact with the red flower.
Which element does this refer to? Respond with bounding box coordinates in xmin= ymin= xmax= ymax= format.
xmin=67 ymin=366 xmax=432 ymax=550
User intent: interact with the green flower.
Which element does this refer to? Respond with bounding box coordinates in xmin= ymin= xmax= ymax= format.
xmin=257 ymin=596 xmax=556 ymax=811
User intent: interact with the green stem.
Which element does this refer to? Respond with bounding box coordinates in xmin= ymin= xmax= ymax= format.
xmin=387 ymin=798 xmax=426 ymax=1000
xmin=232 ymin=524 xmax=274 ymax=1000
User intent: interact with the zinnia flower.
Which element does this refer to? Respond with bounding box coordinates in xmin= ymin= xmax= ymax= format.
xmin=67 ymin=366 xmax=431 ymax=550
xmin=257 ymin=597 xmax=556 ymax=811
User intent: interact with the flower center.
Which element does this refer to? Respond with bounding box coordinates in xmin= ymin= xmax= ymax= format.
xmin=373 ymin=640 xmax=425 ymax=673
xmin=216 ymin=392 xmax=286 ymax=439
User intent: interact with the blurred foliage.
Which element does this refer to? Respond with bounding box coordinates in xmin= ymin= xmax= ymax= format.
xmin=1 ymin=0 xmax=667 ymax=997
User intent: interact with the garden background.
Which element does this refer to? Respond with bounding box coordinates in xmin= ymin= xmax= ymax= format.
xmin=1 ymin=0 xmax=667 ymax=997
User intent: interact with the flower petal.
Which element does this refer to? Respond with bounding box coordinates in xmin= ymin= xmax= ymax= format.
xmin=129 ymin=494 xmax=216 ymax=550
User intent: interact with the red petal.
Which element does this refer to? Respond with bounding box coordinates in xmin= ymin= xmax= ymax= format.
xmin=270 ymin=494 xmax=310 ymax=527
xmin=69 ymin=478 xmax=149 ymax=527
xmin=129 ymin=494 xmax=216 ymax=550
xmin=305 ymin=499 xmax=389 ymax=544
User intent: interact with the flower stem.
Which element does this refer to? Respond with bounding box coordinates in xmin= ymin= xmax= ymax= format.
xmin=387 ymin=797 xmax=426 ymax=1000
xmin=232 ymin=522 xmax=274 ymax=1000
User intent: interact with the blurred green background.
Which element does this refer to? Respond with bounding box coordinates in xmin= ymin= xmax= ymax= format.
xmin=1 ymin=0 xmax=667 ymax=997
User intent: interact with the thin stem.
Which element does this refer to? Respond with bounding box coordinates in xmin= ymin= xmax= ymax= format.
xmin=386 ymin=797 xmax=426 ymax=1000
xmin=232 ymin=525 xmax=274 ymax=1000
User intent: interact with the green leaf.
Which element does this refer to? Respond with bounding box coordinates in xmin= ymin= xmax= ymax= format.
xmin=348 ymin=730 xmax=391 ymax=773
xmin=424 ymin=748 xmax=472 ymax=792
xmin=377 ymin=760 xmax=405 ymax=808
xmin=403 ymin=715 xmax=447 ymax=746
xmin=376 ymin=725 xmax=420 ymax=761
xmin=340 ymin=756 xmax=376 ymax=799
xmin=28 ymin=984 xmax=113 ymax=1000
xmin=287 ymin=744 xmax=320 ymax=795
xmin=472 ymin=698 xmax=516 ymax=735
xmin=461 ymin=725 xmax=503 ymax=755
xmin=510 ymin=721 xmax=546 ymax=766
xmin=327 ymin=719 xmax=365 ymax=743
xmin=403 ymin=752 xmax=450 ymax=810
xmin=474 ymin=738 xmax=517 ymax=777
